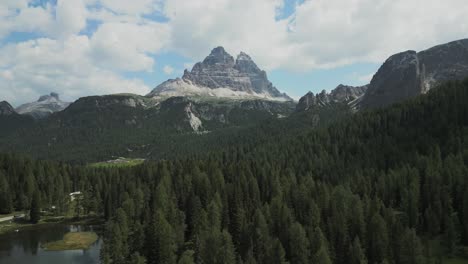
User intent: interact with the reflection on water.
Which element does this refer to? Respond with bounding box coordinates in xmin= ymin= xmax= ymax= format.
xmin=0 ymin=224 xmax=102 ymax=264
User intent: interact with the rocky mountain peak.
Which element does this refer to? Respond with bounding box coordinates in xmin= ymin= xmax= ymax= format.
xmin=148 ymin=47 xmax=291 ymax=101
xmin=330 ymin=84 xmax=368 ymax=102
xmin=360 ymin=38 xmax=468 ymax=109
xmin=16 ymin=92 xmax=70 ymax=119
xmin=0 ymin=101 xmax=16 ymax=116
xmin=386 ymin=50 xmax=418 ymax=68
xmin=202 ymin=46 xmax=235 ymax=66
xmin=235 ymin=51 xmax=261 ymax=73
xmin=236 ymin=52 xmax=252 ymax=61
xmin=296 ymin=84 xmax=368 ymax=112
xmin=296 ymin=92 xmax=317 ymax=111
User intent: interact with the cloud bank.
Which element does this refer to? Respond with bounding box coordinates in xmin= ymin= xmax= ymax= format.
xmin=0 ymin=0 xmax=467 ymax=105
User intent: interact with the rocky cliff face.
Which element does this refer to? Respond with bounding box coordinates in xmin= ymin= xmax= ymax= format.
xmin=0 ymin=101 xmax=16 ymax=116
xmin=296 ymin=85 xmax=368 ymax=111
xmin=147 ymin=47 xmax=291 ymax=101
xmin=16 ymin=93 xmax=71 ymax=119
xmin=360 ymin=39 xmax=468 ymax=108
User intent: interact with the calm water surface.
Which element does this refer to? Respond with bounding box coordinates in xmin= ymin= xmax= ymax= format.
xmin=0 ymin=224 xmax=102 ymax=264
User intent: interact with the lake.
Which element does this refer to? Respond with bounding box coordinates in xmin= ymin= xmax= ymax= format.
xmin=0 ymin=224 xmax=102 ymax=264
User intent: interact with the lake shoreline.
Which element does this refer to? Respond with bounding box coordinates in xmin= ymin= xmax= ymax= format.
xmin=0 ymin=215 xmax=104 ymax=236
xmin=0 ymin=223 xmax=103 ymax=264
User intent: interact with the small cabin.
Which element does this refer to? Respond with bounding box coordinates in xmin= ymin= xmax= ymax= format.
xmin=69 ymin=191 xmax=82 ymax=201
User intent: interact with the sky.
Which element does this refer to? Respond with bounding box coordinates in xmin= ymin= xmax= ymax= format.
xmin=0 ymin=0 xmax=467 ymax=106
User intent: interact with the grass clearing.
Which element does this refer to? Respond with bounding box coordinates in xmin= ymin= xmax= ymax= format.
xmin=89 ymin=158 xmax=145 ymax=168
xmin=42 ymin=232 xmax=98 ymax=251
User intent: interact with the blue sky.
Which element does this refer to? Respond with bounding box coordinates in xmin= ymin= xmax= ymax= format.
xmin=0 ymin=0 xmax=466 ymax=105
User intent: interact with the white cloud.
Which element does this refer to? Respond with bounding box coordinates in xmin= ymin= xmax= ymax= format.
xmin=1 ymin=0 xmax=468 ymax=105
xmin=89 ymin=21 xmax=170 ymax=72
xmin=284 ymin=0 xmax=468 ymax=70
xmin=0 ymin=0 xmax=89 ymax=40
xmin=163 ymin=65 xmax=174 ymax=75
xmin=0 ymin=2 xmax=53 ymax=39
xmin=53 ymin=0 xmax=88 ymax=38
xmin=163 ymin=0 xmax=289 ymax=69
xmin=0 ymin=36 xmax=150 ymax=106
xmin=161 ymin=0 xmax=468 ymax=71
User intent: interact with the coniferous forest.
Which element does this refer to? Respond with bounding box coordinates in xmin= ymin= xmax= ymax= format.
xmin=2 ymin=80 xmax=468 ymax=263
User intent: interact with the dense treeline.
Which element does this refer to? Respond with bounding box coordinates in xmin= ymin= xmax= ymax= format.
xmin=0 ymin=98 xmax=299 ymax=163
xmin=1 ymin=80 xmax=468 ymax=263
xmin=0 ymin=96 xmax=347 ymax=163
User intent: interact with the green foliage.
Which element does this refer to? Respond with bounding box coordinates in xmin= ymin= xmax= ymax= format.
xmin=1 ymin=80 xmax=468 ymax=263
xmin=399 ymin=228 xmax=425 ymax=264
xmin=0 ymin=172 xmax=13 ymax=214
xmin=29 ymin=190 xmax=41 ymax=224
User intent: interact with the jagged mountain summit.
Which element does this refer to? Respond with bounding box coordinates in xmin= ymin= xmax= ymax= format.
xmin=16 ymin=92 xmax=70 ymax=119
xmin=296 ymin=84 xmax=368 ymax=111
xmin=147 ymin=47 xmax=292 ymax=101
xmin=360 ymin=38 xmax=468 ymax=108
xmin=297 ymin=38 xmax=468 ymax=111
xmin=0 ymin=101 xmax=16 ymax=116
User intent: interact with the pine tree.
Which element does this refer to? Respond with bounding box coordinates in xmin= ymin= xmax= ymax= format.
xmin=266 ymin=238 xmax=288 ymax=264
xmin=348 ymin=237 xmax=367 ymax=264
xmin=399 ymin=228 xmax=424 ymax=264
xmin=129 ymin=252 xmax=147 ymax=264
xmin=368 ymin=213 xmax=388 ymax=264
xmin=443 ymin=213 xmax=460 ymax=256
xmin=314 ymin=246 xmax=333 ymax=264
xmin=287 ymin=222 xmax=310 ymax=264
xmin=199 ymin=229 xmax=236 ymax=264
xmin=29 ymin=191 xmax=41 ymax=224
xmin=252 ymin=209 xmax=270 ymax=263
xmin=0 ymin=174 xmax=13 ymax=214
xmin=145 ymin=210 xmax=176 ymax=264
xmin=462 ymin=186 xmax=468 ymax=243
xmin=310 ymin=227 xmax=328 ymax=258
xmin=178 ymin=250 xmax=195 ymax=264
xmin=108 ymin=222 xmax=126 ymax=263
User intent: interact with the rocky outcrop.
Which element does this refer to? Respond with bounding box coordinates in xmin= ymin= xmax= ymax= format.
xmin=16 ymin=93 xmax=70 ymax=119
xmin=147 ymin=47 xmax=291 ymax=101
xmin=184 ymin=102 xmax=203 ymax=132
xmin=296 ymin=85 xmax=368 ymax=111
xmin=296 ymin=92 xmax=318 ymax=112
xmin=330 ymin=84 xmax=368 ymax=103
xmin=158 ymin=96 xmax=295 ymax=132
xmin=360 ymin=39 xmax=468 ymax=108
xmin=0 ymin=101 xmax=16 ymax=116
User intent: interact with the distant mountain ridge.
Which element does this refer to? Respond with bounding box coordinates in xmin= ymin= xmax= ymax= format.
xmin=297 ymin=38 xmax=468 ymax=111
xmin=16 ymin=92 xmax=70 ymax=119
xmin=147 ymin=47 xmax=292 ymax=101
xmin=360 ymin=38 xmax=468 ymax=108
xmin=296 ymin=85 xmax=368 ymax=111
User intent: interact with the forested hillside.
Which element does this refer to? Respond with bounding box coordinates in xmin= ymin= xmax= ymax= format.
xmin=1 ymin=79 xmax=468 ymax=263
xmin=0 ymin=96 xmax=348 ymax=163
xmin=0 ymin=96 xmax=298 ymax=163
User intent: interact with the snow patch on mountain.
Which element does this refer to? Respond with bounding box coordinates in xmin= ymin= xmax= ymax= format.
xmin=149 ymin=78 xmax=290 ymax=102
